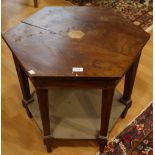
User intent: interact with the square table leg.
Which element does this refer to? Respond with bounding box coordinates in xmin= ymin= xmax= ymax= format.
xmin=36 ymin=89 xmax=52 ymax=152
xmin=13 ymin=55 xmax=33 ymax=118
xmin=98 ymin=89 xmax=115 ymax=154
xmin=120 ymin=55 xmax=141 ymax=118
xmin=33 ymin=0 xmax=38 ymax=8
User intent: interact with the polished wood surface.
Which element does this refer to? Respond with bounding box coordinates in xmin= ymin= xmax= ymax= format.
xmin=3 ymin=7 xmax=149 ymax=78
xmin=2 ymin=6 xmax=150 ymax=153
xmin=34 ymin=0 xmax=38 ymax=8
xmin=13 ymin=55 xmax=33 ymax=118
xmin=120 ymin=54 xmax=141 ymax=118
xmin=2 ymin=0 xmax=152 ymax=154
xmin=36 ymin=89 xmax=52 ymax=152
xmin=98 ymin=89 xmax=114 ymax=153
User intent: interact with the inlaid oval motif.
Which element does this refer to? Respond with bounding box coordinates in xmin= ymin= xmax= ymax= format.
xmin=68 ymin=30 xmax=85 ymax=39
xmin=133 ymin=21 xmax=140 ymax=26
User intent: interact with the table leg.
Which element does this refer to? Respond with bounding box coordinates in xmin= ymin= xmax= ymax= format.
xmin=33 ymin=0 xmax=38 ymax=8
xmin=120 ymin=55 xmax=141 ymax=118
xmin=36 ymin=89 xmax=52 ymax=153
xmin=98 ymin=89 xmax=114 ymax=154
xmin=13 ymin=55 xmax=33 ymax=118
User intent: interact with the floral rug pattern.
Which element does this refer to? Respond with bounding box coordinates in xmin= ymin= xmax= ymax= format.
xmin=103 ymin=103 xmax=153 ymax=155
xmin=91 ymin=0 xmax=153 ymax=30
xmin=70 ymin=0 xmax=153 ymax=31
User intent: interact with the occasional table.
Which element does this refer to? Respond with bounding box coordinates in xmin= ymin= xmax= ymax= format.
xmin=2 ymin=7 xmax=149 ymax=154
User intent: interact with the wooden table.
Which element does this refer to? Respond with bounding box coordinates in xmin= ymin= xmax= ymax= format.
xmin=2 ymin=7 xmax=149 ymax=154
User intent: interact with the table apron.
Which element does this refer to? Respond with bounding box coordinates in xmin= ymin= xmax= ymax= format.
xmin=31 ymin=78 xmax=119 ymax=89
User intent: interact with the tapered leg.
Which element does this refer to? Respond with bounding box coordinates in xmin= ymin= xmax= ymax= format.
xmin=13 ymin=55 xmax=33 ymax=118
xmin=98 ymin=89 xmax=114 ymax=154
xmin=120 ymin=55 xmax=141 ymax=118
xmin=36 ymin=89 xmax=52 ymax=152
xmin=34 ymin=0 xmax=38 ymax=8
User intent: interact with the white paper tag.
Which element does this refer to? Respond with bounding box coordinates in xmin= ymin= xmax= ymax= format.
xmin=28 ymin=70 xmax=36 ymax=75
xmin=72 ymin=67 xmax=83 ymax=72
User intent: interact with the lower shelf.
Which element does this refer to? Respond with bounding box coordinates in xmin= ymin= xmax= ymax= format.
xmin=28 ymin=88 xmax=125 ymax=139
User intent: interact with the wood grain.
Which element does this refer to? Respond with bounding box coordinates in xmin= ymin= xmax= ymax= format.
xmin=2 ymin=7 xmax=149 ymax=78
xmin=2 ymin=0 xmax=152 ymax=154
xmin=2 ymin=7 xmax=150 ymax=152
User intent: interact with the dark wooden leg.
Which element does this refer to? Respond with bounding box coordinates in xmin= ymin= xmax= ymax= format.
xmin=120 ymin=55 xmax=141 ymax=118
xmin=13 ymin=55 xmax=33 ymax=118
xmin=34 ymin=0 xmax=38 ymax=8
xmin=98 ymin=89 xmax=114 ymax=154
xmin=36 ymin=89 xmax=52 ymax=153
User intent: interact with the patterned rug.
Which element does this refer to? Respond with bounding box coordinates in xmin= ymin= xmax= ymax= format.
xmin=102 ymin=103 xmax=153 ymax=155
xmin=69 ymin=0 xmax=153 ymax=31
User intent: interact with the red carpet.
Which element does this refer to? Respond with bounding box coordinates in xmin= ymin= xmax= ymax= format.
xmin=104 ymin=103 xmax=153 ymax=155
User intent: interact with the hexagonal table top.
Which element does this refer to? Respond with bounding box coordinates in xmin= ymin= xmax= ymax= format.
xmin=3 ymin=7 xmax=150 ymax=78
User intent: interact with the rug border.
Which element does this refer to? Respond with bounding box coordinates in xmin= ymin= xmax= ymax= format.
xmin=109 ymin=101 xmax=153 ymax=142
